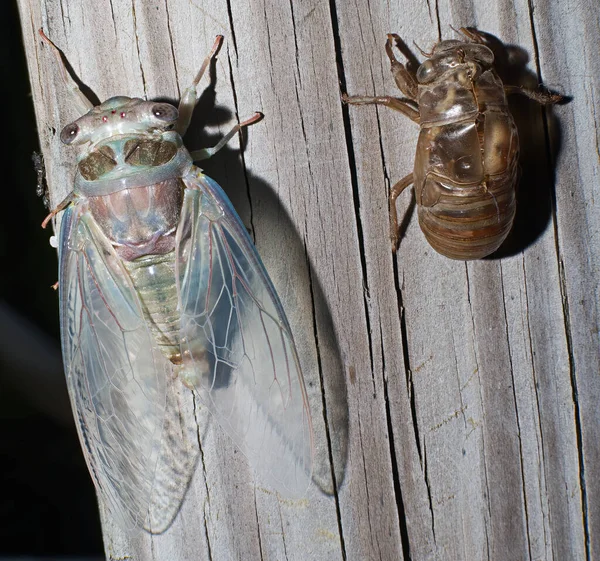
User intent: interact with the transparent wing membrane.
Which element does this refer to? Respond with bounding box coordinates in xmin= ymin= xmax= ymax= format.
xmin=177 ymin=172 xmax=313 ymax=495
xmin=58 ymin=171 xmax=313 ymax=534
xmin=59 ymin=208 xmax=169 ymax=532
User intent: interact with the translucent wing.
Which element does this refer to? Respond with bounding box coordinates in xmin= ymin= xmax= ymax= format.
xmin=176 ymin=170 xmax=314 ymax=495
xmin=59 ymin=206 xmax=169 ymax=531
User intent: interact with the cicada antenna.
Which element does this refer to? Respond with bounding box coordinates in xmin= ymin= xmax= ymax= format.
xmin=413 ymin=41 xmax=433 ymax=58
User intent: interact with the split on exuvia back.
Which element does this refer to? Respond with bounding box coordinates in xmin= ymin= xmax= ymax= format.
xmin=344 ymin=27 xmax=562 ymax=260
xmin=39 ymin=30 xmax=314 ymax=533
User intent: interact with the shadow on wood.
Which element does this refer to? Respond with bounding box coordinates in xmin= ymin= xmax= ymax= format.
xmin=476 ymin=30 xmax=566 ymax=260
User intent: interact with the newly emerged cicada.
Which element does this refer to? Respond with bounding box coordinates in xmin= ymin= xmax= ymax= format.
xmin=39 ymin=31 xmax=313 ymax=532
xmin=344 ymin=28 xmax=561 ymax=259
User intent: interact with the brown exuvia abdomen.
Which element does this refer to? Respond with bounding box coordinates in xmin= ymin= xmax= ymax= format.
xmin=414 ymin=68 xmax=519 ymax=260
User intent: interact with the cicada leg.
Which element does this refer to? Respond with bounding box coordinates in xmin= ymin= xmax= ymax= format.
xmin=38 ymin=30 xmax=94 ymax=115
xmin=453 ymin=27 xmax=563 ymax=106
xmin=386 ymin=34 xmax=419 ymax=101
xmin=342 ymin=34 xmax=420 ymax=122
xmin=389 ymin=173 xmax=414 ymax=252
xmin=189 ymin=112 xmax=263 ymax=162
xmin=412 ymin=41 xmax=434 ymax=58
xmin=342 ymin=94 xmax=420 ymax=123
xmin=504 ymin=85 xmax=563 ymax=105
xmin=41 ymin=191 xmax=76 ymax=228
xmin=176 ymin=35 xmax=224 ymax=136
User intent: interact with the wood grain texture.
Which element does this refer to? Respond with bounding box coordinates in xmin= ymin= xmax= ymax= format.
xmin=18 ymin=0 xmax=598 ymax=559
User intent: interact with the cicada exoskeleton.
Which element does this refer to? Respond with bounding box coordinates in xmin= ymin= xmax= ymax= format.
xmin=344 ymin=28 xmax=561 ymax=259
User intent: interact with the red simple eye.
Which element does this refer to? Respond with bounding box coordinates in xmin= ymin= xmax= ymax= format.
xmin=120 ymin=112 xmax=126 ymax=118
xmin=102 ymin=116 xmax=108 ymax=123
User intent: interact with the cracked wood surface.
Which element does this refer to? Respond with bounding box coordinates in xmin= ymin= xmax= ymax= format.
xmin=19 ymin=0 xmax=599 ymax=559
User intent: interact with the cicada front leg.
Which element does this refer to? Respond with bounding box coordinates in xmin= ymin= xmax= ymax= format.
xmin=385 ymin=33 xmax=419 ymax=101
xmin=174 ymin=35 xmax=263 ymax=162
xmin=175 ymin=35 xmax=224 ymax=136
xmin=342 ymin=33 xmax=420 ymax=123
xmin=38 ymin=29 xmax=94 ymax=115
xmin=190 ymin=112 xmax=263 ymax=162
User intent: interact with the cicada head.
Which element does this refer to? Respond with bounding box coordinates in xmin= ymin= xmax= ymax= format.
xmin=61 ymin=97 xmax=179 ymax=146
xmin=416 ymin=40 xmax=494 ymax=85
xmin=60 ymin=96 xmax=179 ymax=145
xmin=64 ymin=97 xmax=193 ymax=195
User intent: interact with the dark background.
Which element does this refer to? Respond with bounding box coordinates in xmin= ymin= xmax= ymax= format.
xmin=0 ymin=0 xmax=103 ymax=555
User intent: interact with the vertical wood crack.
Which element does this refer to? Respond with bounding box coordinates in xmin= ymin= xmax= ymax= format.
xmin=558 ymin=256 xmax=591 ymax=561
xmin=130 ymin=0 xmax=147 ymax=99
xmin=500 ymin=261 xmax=533 ymax=560
xmin=526 ymin=1 xmax=591 ymax=557
xmin=327 ymin=0 xmax=375 ymax=380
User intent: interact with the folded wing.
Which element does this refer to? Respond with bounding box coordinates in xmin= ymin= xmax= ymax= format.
xmin=59 ymin=207 xmax=169 ymax=532
xmin=176 ymin=172 xmax=313 ymax=495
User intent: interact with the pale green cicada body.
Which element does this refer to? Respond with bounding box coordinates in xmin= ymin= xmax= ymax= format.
xmin=40 ymin=31 xmax=313 ymax=533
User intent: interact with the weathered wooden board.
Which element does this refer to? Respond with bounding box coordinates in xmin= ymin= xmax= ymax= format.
xmin=18 ymin=0 xmax=599 ymax=559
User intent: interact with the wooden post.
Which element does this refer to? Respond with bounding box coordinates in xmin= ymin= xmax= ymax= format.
xmin=18 ymin=0 xmax=599 ymax=559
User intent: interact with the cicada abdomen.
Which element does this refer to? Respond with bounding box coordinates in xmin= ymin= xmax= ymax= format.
xmin=344 ymin=27 xmax=561 ymax=260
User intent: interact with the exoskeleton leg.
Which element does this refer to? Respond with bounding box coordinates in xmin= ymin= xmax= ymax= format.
xmin=176 ymin=35 xmax=224 ymax=136
xmin=38 ymin=29 xmax=94 ymax=115
xmin=386 ymin=34 xmax=419 ymax=101
xmin=189 ymin=113 xmax=263 ymax=161
xmin=389 ymin=173 xmax=414 ymax=252
xmin=342 ymin=94 xmax=420 ymax=123
xmin=454 ymin=27 xmax=563 ymax=106
xmin=504 ymin=85 xmax=563 ymax=105
xmin=455 ymin=26 xmax=487 ymax=44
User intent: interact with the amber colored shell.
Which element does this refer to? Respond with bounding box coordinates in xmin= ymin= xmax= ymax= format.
xmin=414 ymin=53 xmax=518 ymax=259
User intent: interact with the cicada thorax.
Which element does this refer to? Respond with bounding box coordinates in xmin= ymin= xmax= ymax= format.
xmin=87 ymin=180 xmax=186 ymax=363
xmin=413 ymin=43 xmax=519 ymax=260
xmin=87 ymin=178 xmax=184 ymax=260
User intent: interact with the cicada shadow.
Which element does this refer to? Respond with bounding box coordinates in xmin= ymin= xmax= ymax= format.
xmin=475 ymin=30 xmax=568 ymax=259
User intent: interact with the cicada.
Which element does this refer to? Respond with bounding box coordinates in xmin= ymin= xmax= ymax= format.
xmin=344 ymin=28 xmax=561 ymax=259
xmin=39 ymin=31 xmax=313 ymax=532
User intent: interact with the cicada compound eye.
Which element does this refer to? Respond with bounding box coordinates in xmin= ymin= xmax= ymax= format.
xmin=416 ymin=60 xmax=436 ymax=84
xmin=60 ymin=122 xmax=80 ymax=145
xmin=151 ymin=103 xmax=179 ymax=123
